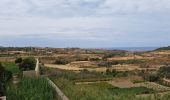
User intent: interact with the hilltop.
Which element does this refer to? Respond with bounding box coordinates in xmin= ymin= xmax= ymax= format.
xmin=155 ymin=46 xmax=170 ymax=51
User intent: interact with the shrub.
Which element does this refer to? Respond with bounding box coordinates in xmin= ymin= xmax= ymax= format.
xmin=142 ymin=72 xmax=160 ymax=82
xmin=54 ymin=58 xmax=70 ymax=65
xmin=19 ymin=57 xmax=36 ymax=71
xmin=89 ymin=58 xmax=101 ymax=61
xmin=158 ymin=65 xmax=170 ymax=78
xmin=15 ymin=57 xmax=22 ymax=64
xmin=106 ymin=69 xmax=117 ymax=77
xmin=148 ymin=73 xmax=160 ymax=82
xmin=106 ymin=69 xmax=111 ymax=74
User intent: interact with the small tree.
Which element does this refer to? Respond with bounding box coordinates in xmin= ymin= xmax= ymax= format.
xmin=15 ymin=57 xmax=22 ymax=64
xmin=158 ymin=65 xmax=170 ymax=78
xmin=106 ymin=69 xmax=111 ymax=74
xmin=19 ymin=57 xmax=36 ymax=71
xmin=148 ymin=73 xmax=160 ymax=82
xmin=54 ymin=58 xmax=69 ymax=65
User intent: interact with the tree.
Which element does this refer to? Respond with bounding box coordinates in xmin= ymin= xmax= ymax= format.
xmin=158 ymin=65 xmax=170 ymax=78
xmin=54 ymin=58 xmax=69 ymax=65
xmin=148 ymin=73 xmax=159 ymax=82
xmin=106 ymin=69 xmax=111 ymax=74
xmin=15 ymin=57 xmax=22 ymax=64
xmin=19 ymin=57 xmax=36 ymax=71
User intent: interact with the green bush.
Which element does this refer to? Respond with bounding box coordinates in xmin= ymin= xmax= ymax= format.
xmin=89 ymin=58 xmax=101 ymax=61
xmin=148 ymin=73 xmax=160 ymax=82
xmin=106 ymin=69 xmax=128 ymax=77
xmin=19 ymin=57 xmax=36 ymax=71
xmin=15 ymin=57 xmax=22 ymax=64
xmin=54 ymin=58 xmax=70 ymax=65
xmin=158 ymin=65 xmax=170 ymax=78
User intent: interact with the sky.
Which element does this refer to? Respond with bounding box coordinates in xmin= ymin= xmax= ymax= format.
xmin=0 ymin=0 xmax=170 ymax=48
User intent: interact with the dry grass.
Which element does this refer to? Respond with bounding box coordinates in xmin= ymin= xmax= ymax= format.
xmin=45 ymin=64 xmax=82 ymax=71
xmin=112 ymin=64 xmax=140 ymax=71
xmin=152 ymin=50 xmax=170 ymax=55
xmin=45 ymin=63 xmax=108 ymax=72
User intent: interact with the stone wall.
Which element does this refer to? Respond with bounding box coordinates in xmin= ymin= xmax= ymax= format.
xmin=0 ymin=96 xmax=6 ymax=100
xmin=46 ymin=78 xmax=69 ymax=100
xmin=0 ymin=57 xmax=15 ymax=62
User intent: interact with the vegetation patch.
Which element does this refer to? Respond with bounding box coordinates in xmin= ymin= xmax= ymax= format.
xmin=0 ymin=63 xmax=12 ymax=96
xmin=54 ymin=78 xmax=115 ymax=100
xmin=108 ymin=87 xmax=155 ymax=95
xmin=2 ymin=62 xmax=19 ymax=74
xmin=6 ymin=77 xmax=56 ymax=100
xmin=54 ymin=78 xmax=158 ymax=100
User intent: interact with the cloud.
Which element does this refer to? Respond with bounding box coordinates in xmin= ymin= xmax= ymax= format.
xmin=99 ymin=0 xmax=170 ymax=14
xmin=0 ymin=0 xmax=170 ymax=47
xmin=1 ymin=0 xmax=169 ymax=16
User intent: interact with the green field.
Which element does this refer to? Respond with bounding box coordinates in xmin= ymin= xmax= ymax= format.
xmin=6 ymin=77 xmax=56 ymax=100
xmin=54 ymin=78 xmax=115 ymax=100
xmin=2 ymin=62 xmax=19 ymax=74
xmin=43 ymin=67 xmax=170 ymax=100
xmin=54 ymin=78 xmax=157 ymax=100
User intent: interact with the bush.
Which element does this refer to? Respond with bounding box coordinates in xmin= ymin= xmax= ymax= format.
xmin=15 ymin=57 xmax=22 ymax=64
xmin=19 ymin=57 xmax=36 ymax=71
xmin=115 ymin=72 xmax=128 ymax=77
xmin=143 ymin=73 xmax=160 ymax=82
xmin=158 ymin=65 xmax=170 ymax=78
xmin=89 ymin=58 xmax=101 ymax=61
xmin=54 ymin=58 xmax=70 ymax=65
xmin=148 ymin=73 xmax=160 ymax=82
xmin=106 ymin=69 xmax=117 ymax=77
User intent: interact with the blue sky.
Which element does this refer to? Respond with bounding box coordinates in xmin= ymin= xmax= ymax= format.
xmin=0 ymin=0 xmax=170 ymax=48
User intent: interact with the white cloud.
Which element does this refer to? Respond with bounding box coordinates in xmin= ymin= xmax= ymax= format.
xmin=0 ymin=15 xmax=113 ymax=36
xmin=0 ymin=0 xmax=170 ymax=47
xmin=1 ymin=0 xmax=170 ymax=16
xmin=99 ymin=0 xmax=170 ymax=14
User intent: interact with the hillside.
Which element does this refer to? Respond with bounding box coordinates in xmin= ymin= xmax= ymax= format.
xmin=155 ymin=46 xmax=170 ymax=51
